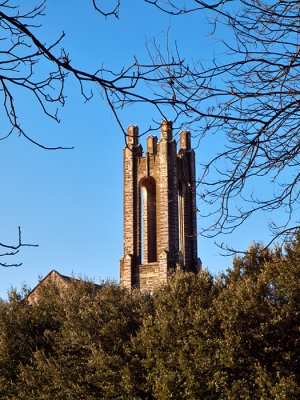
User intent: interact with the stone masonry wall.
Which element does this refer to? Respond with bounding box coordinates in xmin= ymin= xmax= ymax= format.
xmin=120 ymin=121 xmax=200 ymax=291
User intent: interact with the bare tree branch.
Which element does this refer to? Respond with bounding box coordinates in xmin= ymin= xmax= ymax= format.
xmin=143 ymin=0 xmax=300 ymax=245
xmin=0 ymin=227 xmax=38 ymax=267
xmin=1 ymin=0 xmax=300 ymax=259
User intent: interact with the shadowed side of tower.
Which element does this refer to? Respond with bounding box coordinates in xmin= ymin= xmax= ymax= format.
xmin=120 ymin=121 xmax=201 ymax=292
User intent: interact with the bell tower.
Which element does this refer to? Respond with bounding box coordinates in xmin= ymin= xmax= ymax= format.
xmin=120 ymin=120 xmax=200 ymax=291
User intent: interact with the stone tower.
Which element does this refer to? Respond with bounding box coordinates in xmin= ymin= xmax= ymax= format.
xmin=120 ymin=120 xmax=200 ymax=292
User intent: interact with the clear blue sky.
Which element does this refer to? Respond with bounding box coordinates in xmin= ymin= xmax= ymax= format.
xmin=0 ymin=1 xmax=274 ymax=298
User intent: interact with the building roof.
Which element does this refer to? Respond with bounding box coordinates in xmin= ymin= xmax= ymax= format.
xmin=27 ymin=269 xmax=78 ymax=304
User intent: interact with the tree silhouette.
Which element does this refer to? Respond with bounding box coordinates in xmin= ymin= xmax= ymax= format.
xmin=1 ymin=0 xmax=299 ymax=260
xmin=144 ymin=0 xmax=300 ymax=245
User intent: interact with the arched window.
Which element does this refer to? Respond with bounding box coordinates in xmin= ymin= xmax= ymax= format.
xmin=140 ymin=177 xmax=157 ymax=263
xmin=178 ymin=180 xmax=184 ymax=256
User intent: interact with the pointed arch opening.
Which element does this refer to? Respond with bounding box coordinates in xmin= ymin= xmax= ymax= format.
xmin=140 ymin=177 xmax=157 ymax=263
xmin=178 ymin=180 xmax=184 ymax=255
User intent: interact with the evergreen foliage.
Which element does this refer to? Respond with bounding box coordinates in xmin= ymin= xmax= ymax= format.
xmin=1 ymin=236 xmax=300 ymax=399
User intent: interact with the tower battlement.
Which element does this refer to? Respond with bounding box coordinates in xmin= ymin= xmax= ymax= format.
xmin=120 ymin=121 xmax=200 ymax=292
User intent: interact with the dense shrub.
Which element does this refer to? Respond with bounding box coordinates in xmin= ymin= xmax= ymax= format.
xmin=1 ymin=237 xmax=300 ymax=398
